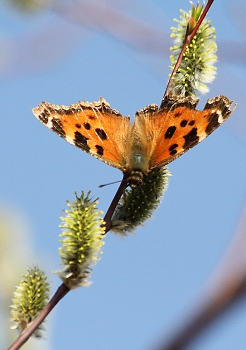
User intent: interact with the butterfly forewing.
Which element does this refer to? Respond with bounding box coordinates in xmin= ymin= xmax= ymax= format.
xmin=148 ymin=95 xmax=234 ymax=169
xmin=32 ymin=98 xmax=131 ymax=171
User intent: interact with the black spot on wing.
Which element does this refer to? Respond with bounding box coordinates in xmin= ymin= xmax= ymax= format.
xmin=51 ymin=119 xmax=66 ymax=138
xmin=175 ymin=112 xmax=182 ymax=118
xmin=74 ymin=131 xmax=90 ymax=151
xmin=169 ymin=143 xmax=178 ymax=156
xmin=83 ymin=122 xmax=91 ymax=130
xmin=39 ymin=112 xmax=48 ymax=124
xmin=95 ymin=145 xmax=104 ymax=155
xmin=183 ymin=128 xmax=199 ymax=148
xmin=75 ymin=123 xmax=81 ymax=128
xmin=165 ymin=126 xmax=176 ymax=139
xmin=205 ymin=112 xmax=220 ymax=135
xmin=96 ymin=128 xmax=107 ymax=140
xmin=189 ymin=120 xmax=195 ymax=126
xmin=180 ymin=120 xmax=188 ymax=127
xmin=169 ymin=143 xmax=178 ymax=151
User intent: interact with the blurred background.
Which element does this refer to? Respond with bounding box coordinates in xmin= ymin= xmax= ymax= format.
xmin=1 ymin=0 xmax=246 ymax=349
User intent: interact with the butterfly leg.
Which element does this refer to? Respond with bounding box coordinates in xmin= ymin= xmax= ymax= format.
xmin=153 ymin=182 xmax=158 ymax=200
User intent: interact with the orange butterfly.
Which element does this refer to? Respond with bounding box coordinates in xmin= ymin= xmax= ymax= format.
xmin=32 ymin=94 xmax=235 ymax=187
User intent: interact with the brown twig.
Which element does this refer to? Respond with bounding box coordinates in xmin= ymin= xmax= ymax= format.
xmin=8 ymin=284 xmax=70 ymax=350
xmin=103 ymin=175 xmax=127 ymax=232
xmin=163 ymin=0 xmax=215 ymax=99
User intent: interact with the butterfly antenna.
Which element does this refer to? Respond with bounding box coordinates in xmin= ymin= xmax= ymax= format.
xmin=99 ymin=180 xmax=122 ymax=188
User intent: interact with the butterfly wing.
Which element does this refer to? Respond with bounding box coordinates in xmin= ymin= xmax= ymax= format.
xmin=134 ymin=95 xmax=235 ymax=170
xmin=32 ymin=97 xmax=131 ymax=171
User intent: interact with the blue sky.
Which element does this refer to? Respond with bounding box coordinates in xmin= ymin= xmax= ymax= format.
xmin=1 ymin=1 xmax=246 ymax=349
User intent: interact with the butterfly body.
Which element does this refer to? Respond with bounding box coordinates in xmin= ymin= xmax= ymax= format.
xmin=32 ymin=95 xmax=235 ymax=187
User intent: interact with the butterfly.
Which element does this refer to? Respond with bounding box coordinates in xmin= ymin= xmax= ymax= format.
xmin=32 ymin=94 xmax=235 ymax=188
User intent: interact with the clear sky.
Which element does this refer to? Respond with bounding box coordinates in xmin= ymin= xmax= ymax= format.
xmin=1 ymin=0 xmax=246 ymax=349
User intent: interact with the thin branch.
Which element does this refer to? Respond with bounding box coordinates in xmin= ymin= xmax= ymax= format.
xmin=163 ymin=0 xmax=214 ymax=98
xmin=8 ymin=284 xmax=70 ymax=350
xmin=103 ymin=175 xmax=127 ymax=232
